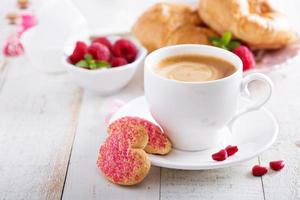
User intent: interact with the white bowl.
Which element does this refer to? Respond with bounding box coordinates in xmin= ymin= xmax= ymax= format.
xmin=21 ymin=27 xmax=67 ymax=74
xmin=62 ymin=36 xmax=147 ymax=95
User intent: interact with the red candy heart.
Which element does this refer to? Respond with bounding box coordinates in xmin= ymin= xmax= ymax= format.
xmin=252 ymin=165 xmax=268 ymax=176
xmin=212 ymin=149 xmax=228 ymax=161
xmin=225 ymin=145 xmax=238 ymax=156
xmin=269 ymin=160 xmax=285 ymax=171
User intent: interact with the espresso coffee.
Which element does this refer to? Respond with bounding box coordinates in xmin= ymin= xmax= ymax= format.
xmin=155 ymin=54 xmax=236 ymax=82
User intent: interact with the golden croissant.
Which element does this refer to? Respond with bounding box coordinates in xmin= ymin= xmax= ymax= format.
xmin=198 ymin=0 xmax=296 ymax=49
xmin=133 ymin=3 xmax=218 ymax=52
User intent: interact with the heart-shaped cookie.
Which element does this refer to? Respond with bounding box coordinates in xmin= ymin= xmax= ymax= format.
xmin=97 ymin=124 xmax=151 ymax=185
xmin=108 ymin=116 xmax=172 ymax=155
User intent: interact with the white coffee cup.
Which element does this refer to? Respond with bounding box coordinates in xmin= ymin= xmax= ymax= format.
xmin=144 ymin=45 xmax=273 ymax=151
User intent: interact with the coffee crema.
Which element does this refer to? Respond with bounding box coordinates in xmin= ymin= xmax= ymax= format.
xmin=155 ymin=54 xmax=236 ymax=82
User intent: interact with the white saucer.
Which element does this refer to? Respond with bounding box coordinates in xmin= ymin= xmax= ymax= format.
xmin=110 ymin=96 xmax=278 ymax=170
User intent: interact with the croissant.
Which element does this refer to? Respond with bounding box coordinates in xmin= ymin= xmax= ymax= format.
xmin=198 ymin=0 xmax=296 ymax=49
xmin=132 ymin=3 xmax=218 ymax=52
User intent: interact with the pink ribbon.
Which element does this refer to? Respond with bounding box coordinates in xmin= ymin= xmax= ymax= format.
xmin=2 ymin=33 xmax=24 ymax=57
xmin=2 ymin=14 xmax=36 ymax=57
xmin=20 ymin=14 xmax=37 ymax=32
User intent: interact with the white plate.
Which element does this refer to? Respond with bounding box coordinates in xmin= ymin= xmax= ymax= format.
xmin=249 ymin=38 xmax=300 ymax=74
xmin=110 ymin=96 xmax=278 ymax=170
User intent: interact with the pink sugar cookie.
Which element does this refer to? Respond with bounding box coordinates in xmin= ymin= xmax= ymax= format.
xmin=97 ymin=126 xmax=150 ymax=185
xmin=108 ymin=116 xmax=172 ymax=155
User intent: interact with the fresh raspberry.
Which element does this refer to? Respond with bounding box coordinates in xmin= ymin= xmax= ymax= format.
xmin=110 ymin=57 xmax=128 ymax=67
xmin=212 ymin=149 xmax=228 ymax=161
xmin=92 ymin=37 xmax=112 ymax=51
xmin=233 ymin=45 xmax=255 ymax=71
xmin=252 ymin=165 xmax=268 ymax=176
xmin=269 ymin=160 xmax=285 ymax=171
xmin=87 ymin=43 xmax=110 ymax=61
xmin=225 ymin=145 xmax=238 ymax=156
xmin=68 ymin=41 xmax=87 ymax=64
xmin=112 ymin=39 xmax=137 ymax=63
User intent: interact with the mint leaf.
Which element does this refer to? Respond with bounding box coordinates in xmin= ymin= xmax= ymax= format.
xmin=209 ymin=37 xmax=222 ymax=44
xmin=227 ymin=40 xmax=240 ymax=51
xmin=84 ymin=54 xmax=98 ymax=69
xmin=209 ymin=37 xmax=223 ymax=48
xmin=96 ymin=61 xmax=110 ymax=68
xmin=221 ymin=31 xmax=232 ymax=46
xmin=75 ymin=60 xmax=88 ymax=68
xmin=211 ymin=40 xmax=221 ymax=46
xmin=84 ymin=54 xmax=93 ymax=61
xmin=220 ymin=45 xmax=227 ymax=50
xmin=89 ymin=60 xmax=98 ymax=69
xmin=209 ymin=32 xmax=241 ymax=51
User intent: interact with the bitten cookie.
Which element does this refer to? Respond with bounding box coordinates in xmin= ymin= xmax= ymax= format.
xmin=97 ymin=125 xmax=151 ymax=185
xmin=108 ymin=116 xmax=172 ymax=155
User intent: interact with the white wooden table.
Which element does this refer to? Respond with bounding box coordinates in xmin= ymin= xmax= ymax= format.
xmin=1 ymin=0 xmax=300 ymax=199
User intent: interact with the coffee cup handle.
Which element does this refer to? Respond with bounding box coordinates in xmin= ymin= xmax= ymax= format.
xmin=228 ymin=73 xmax=274 ymax=131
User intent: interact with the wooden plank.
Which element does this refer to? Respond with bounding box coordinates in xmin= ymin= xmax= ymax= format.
xmin=42 ymin=0 xmax=300 ymax=199
xmin=160 ymin=159 xmax=264 ymax=200
xmin=257 ymin=1 xmax=300 ymax=199
xmin=259 ymin=58 xmax=300 ymax=200
xmin=0 ymin=0 xmax=298 ymax=199
xmin=62 ymin=70 xmax=161 ymax=200
xmin=159 ymin=0 xmax=300 ymax=197
xmin=0 ymin=57 xmax=82 ymax=200
xmin=0 ymin=58 xmax=9 ymax=92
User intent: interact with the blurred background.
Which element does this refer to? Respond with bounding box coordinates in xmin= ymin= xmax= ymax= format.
xmin=1 ymin=0 xmax=299 ymax=37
